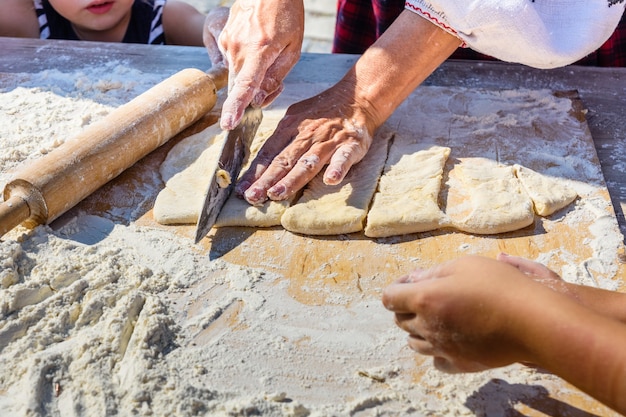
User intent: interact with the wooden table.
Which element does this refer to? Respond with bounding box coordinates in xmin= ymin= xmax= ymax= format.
xmin=2 ymin=37 xmax=626 ymax=416
xmin=2 ymin=37 xmax=625 ymax=241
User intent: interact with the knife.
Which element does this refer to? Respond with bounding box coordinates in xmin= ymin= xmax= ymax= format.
xmin=194 ymin=106 xmax=263 ymax=243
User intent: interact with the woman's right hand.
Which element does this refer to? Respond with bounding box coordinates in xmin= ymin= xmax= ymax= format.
xmin=217 ymin=0 xmax=305 ymax=130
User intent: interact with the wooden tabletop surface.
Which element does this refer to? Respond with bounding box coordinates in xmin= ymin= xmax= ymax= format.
xmin=2 ymin=37 xmax=625 ymax=242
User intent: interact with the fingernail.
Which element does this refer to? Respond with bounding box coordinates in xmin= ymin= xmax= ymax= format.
xmin=244 ymin=186 xmax=267 ymax=206
xmin=252 ymin=91 xmax=266 ymax=107
xmin=220 ymin=111 xmax=243 ymax=130
xmin=267 ymin=184 xmax=286 ymax=200
xmin=221 ymin=111 xmax=235 ymax=130
xmin=235 ymin=180 xmax=251 ymax=196
xmin=324 ymin=169 xmax=342 ymax=185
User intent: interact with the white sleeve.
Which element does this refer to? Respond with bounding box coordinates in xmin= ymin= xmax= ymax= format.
xmin=404 ymin=0 xmax=625 ymax=69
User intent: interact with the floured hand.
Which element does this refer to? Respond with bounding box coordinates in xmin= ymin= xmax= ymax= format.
xmin=235 ymin=82 xmax=378 ymax=206
xmin=218 ymin=0 xmax=304 ymax=130
xmin=203 ymin=7 xmax=229 ymax=68
xmin=381 ymin=256 xmax=549 ymax=373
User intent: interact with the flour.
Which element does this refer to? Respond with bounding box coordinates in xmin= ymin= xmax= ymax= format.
xmin=0 ymin=64 xmax=623 ymax=416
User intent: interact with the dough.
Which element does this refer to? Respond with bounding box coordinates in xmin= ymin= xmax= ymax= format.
xmin=215 ymin=197 xmax=291 ymax=228
xmin=280 ymin=127 xmax=394 ymax=235
xmin=154 ymin=109 xmax=292 ymax=227
xmin=514 ymin=164 xmax=578 ymax=216
xmin=445 ymin=158 xmax=535 ymax=234
xmin=215 ymin=169 xmax=231 ymax=188
xmin=364 ymin=142 xmax=450 ymax=238
xmin=154 ymin=86 xmax=581 ymax=237
xmin=214 ymin=112 xmax=296 ymax=228
xmin=153 ymin=125 xmax=225 ymax=225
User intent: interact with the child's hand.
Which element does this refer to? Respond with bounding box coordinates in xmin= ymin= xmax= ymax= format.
xmin=203 ymin=7 xmax=229 ymax=68
xmin=381 ymin=256 xmax=552 ymax=373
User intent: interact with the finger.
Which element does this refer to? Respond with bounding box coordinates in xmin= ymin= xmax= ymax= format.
xmin=221 ymin=70 xmax=261 ymax=130
xmin=382 ymin=282 xmax=424 ymax=312
xmin=394 ymin=313 xmax=429 ymax=340
xmin=236 ymin=123 xmax=301 ymax=204
xmin=256 ymin=82 xmax=284 ymax=109
xmin=244 ymin=125 xmax=331 ymax=203
xmin=323 ymin=139 xmax=369 ymax=185
xmin=406 ymin=334 xmax=438 ymax=356
xmin=235 ymin=150 xmax=276 ymax=201
xmin=203 ymin=8 xmax=229 ymax=67
xmin=266 ymin=152 xmax=326 ymax=201
xmin=253 ymin=49 xmax=300 ymax=107
xmin=266 ymin=126 xmax=354 ymax=200
xmin=497 ymin=253 xmax=559 ymax=279
xmin=203 ymin=25 xmax=225 ymax=67
xmin=394 ymin=269 xmax=425 ymax=284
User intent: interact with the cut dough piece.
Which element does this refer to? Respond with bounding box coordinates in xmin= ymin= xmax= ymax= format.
xmin=514 ymin=165 xmax=578 ymax=216
xmin=215 ymin=197 xmax=291 ymax=227
xmin=364 ymin=143 xmax=450 ymax=238
xmin=445 ymin=158 xmax=535 ymax=234
xmin=280 ymin=127 xmax=394 ymax=235
xmin=153 ymin=125 xmax=225 ymax=225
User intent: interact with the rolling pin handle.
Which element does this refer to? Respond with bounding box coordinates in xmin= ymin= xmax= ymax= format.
xmin=0 ymin=195 xmax=31 ymax=238
xmin=206 ymin=65 xmax=228 ymax=92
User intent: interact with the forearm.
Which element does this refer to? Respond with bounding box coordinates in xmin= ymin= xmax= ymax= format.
xmin=521 ymin=294 xmax=626 ymax=414
xmin=565 ymin=283 xmax=626 ymax=325
xmin=338 ymin=10 xmax=460 ymax=133
xmin=0 ymin=0 xmax=39 ymax=38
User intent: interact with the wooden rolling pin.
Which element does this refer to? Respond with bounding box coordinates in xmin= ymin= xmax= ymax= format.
xmin=0 ymin=66 xmax=228 ymax=237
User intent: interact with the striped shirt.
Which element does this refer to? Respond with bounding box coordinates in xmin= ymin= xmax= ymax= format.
xmin=35 ymin=0 xmax=167 ymax=44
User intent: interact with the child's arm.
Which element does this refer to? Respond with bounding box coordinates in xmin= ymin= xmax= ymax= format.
xmin=0 ymin=0 xmax=39 ymax=38
xmin=498 ymin=253 xmax=626 ymax=324
xmin=382 ymin=255 xmax=626 ymax=415
xmin=161 ymin=0 xmax=207 ymax=46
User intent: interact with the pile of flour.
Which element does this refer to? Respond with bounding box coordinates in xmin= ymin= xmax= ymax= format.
xmin=0 ymin=64 xmax=622 ymax=416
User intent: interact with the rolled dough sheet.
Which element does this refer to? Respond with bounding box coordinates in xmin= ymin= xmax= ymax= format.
xmin=280 ymin=126 xmax=394 ymax=235
xmin=364 ymin=142 xmax=450 ymax=238
xmin=153 ymin=124 xmax=225 ymax=225
xmin=154 ymin=110 xmax=292 ymax=226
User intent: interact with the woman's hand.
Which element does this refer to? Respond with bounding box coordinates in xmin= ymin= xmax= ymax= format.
xmin=217 ymin=0 xmax=304 ymax=130
xmin=235 ymin=81 xmax=377 ymax=205
xmin=203 ymin=7 xmax=230 ymax=68
xmin=235 ymin=10 xmax=461 ymax=205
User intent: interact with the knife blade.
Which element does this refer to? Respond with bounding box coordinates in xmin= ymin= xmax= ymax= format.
xmin=194 ymin=106 xmax=263 ymax=243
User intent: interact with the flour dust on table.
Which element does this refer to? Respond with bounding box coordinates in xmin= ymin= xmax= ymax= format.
xmin=0 ymin=65 xmax=622 ymax=417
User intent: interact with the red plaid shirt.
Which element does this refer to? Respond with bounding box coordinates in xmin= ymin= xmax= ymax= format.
xmin=333 ymin=0 xmax=626 ymax=67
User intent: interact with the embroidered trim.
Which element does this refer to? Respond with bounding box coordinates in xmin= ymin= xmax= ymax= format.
xmin=404 ymin=2 xmax=458 ymax=34
xmin=404 ymin=2 xmax=467 ymax=47
xmin=531 ymin=0 xmax=624 ymax=4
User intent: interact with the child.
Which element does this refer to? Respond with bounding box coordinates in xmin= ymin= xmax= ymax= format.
xmin=382 ymin=253 xmax=626 ymax=415
xmin=0 ymin=0 xmax=226 ymax=47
